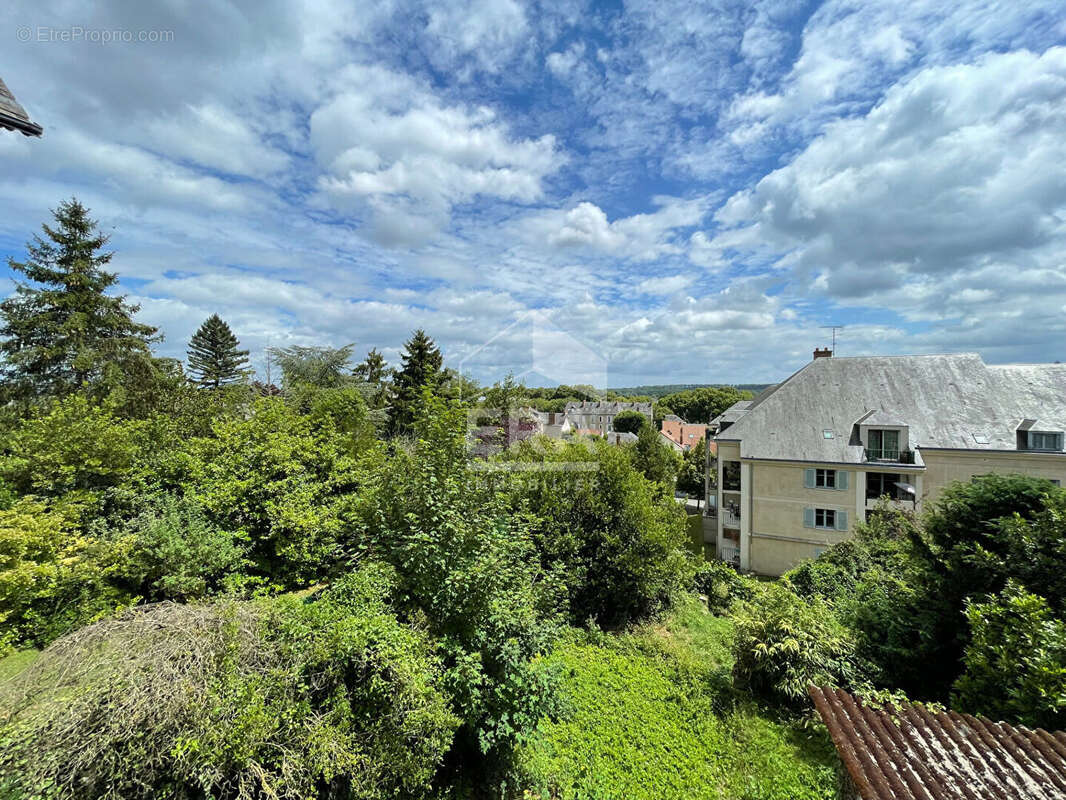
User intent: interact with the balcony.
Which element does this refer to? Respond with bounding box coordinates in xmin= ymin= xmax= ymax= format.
xmin=720 ymin=544 xmax=740 ymax=567
xmin=864 ymin=447 xmax=916 ymax=464
xmin=722 ymin=509 xmax=741 ymax=528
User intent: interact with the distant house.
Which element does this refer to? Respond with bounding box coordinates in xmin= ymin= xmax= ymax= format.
xmin=0 ymin=77 xmax=42 ymax=137
xmin=810 ymin=685 xmax=1066 ymax=800
xmin=660 ymin=415 xmax=707 ymax=451
xmin=714 ymin=351 xmax=1066 ymax=574
xmin=563 ymin=400 xmax=653 ymax=436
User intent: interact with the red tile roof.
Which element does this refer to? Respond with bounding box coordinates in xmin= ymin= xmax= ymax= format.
xmin=809 ymin=686 xmax=1066 ymax=799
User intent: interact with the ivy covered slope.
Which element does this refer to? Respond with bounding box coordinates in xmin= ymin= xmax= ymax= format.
xmin=516 ymin=597 xmax=837 ymax=800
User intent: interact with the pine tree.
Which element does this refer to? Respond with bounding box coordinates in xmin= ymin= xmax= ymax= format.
xmin=186 ymin=314 xmax=251 ymax=389
xmin=353 ymin=348 xmax=388 ymax=384
xmin=0 ymin=198 xmax=160 ymax=405
xmin=387 ymin=329 xmax=442 ymax=435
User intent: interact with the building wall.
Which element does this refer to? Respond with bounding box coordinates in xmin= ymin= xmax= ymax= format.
xmin=738 ymin=450 xmax=1065 ymax=576
xmin=920 ymin=450 xmax=1066 ymax=501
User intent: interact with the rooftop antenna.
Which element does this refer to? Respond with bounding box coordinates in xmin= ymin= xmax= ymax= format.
xmin=820 ymin=324 xmax=844 ymax=355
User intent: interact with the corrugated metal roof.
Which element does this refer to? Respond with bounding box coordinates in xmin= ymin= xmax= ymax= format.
xmin=0 ymin=77 xmax=42 ymax=137
xmin=810 ymin=686 xmax=1066 ymax=800
xmin=716 ymin=354 xmax=1066 ymax=463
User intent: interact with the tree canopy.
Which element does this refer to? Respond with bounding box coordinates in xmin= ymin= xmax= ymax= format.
xmin=186 ymin=314 xmax=250 ymax=389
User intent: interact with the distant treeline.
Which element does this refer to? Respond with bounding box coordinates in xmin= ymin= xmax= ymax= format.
xmin=607 ymin=383 xmax=771 ymax=399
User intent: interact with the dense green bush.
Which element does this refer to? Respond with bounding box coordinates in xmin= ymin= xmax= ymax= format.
xmin=127 ymin=494 xmax=249 ymax=601
xmin=732 ymin=583 xmax=865 ymax=708
xmin=693 ymin=559 xmax=756 ymax=614
xmin=0 ymin=565 xmax=458 ymax=800
xmin=0 ymin=498 xmax=136 ymax=651
xmin=186 ymin=396 xmax=371 ymax=584
xmin=953 ymin=582 xmax=1066 ymax=730
xmin=365 ymin=395 xmax=563 ymax=760
xmin=500 ymin=436 xmax=697 ymax=627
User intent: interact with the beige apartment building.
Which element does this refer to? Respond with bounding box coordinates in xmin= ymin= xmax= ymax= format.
xmin=711 ymin=352 xmax=1066 ymax=576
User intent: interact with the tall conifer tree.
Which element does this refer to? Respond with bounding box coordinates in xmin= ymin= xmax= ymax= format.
xmin=186 ymin=314 xmax=251 ymax=389
xmin=387 ymin=329 xmax=442 ymax=435
xmin=0 ymin=198 xmax=160 ymax=405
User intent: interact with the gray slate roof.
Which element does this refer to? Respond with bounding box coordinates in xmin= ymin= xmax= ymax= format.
xmin=564 ymin=401 xmax=653 ymax=416
xmin=716 ymin=353 xmax=1066 ymax=464
xmin=0 ymin=77 xmax=42 ymax=137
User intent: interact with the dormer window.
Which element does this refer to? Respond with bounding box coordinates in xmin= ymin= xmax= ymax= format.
xmin=1027 ymin=431 xmax=1064 ymax=451
xmin=868 ymin=429 xmax=900 ymax=461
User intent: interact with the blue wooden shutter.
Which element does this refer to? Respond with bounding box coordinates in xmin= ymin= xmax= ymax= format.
xmin=836 ymin=511 xmax=848 ymax=531
xmin=836 ymin=471 xmax=849 ymax=491
xmin=804 ymin=469 xmax=815 ymax=489
xmin=803 ymin=508 xmax=815 ymax=528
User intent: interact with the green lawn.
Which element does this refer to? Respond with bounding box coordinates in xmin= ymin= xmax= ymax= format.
xmin=515 ymin=596 xmax=837 ymax=800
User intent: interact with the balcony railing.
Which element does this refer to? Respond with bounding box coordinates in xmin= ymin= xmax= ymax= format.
xmin=722 ymin=481 xmax=741 ymax=492
xmin=720 ymin=544 xmax=740 ymax=566
xmin=864 ymin=447 xmax=916 ymax=464
xmin=722 ymin=510 xmax=741 ymax=528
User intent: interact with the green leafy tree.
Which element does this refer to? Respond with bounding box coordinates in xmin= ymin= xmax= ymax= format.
xmin=657 ymin=386 xmax=752 ymax=425
xmin=630 ymin=424 xmax=680 ymax=491
xmin=954 ymin=582 xmax=1066 ymax=730
xmin=677 ymin=438 xmax=708 ymax=502
xmin=387 ymin=329 xmax=442 ymax=436
xmin=267 ymin=343 xmax=355 ymax=390
xmin=501 ymin=437 xmax=696 ymax=627
xmin=0 ymin=199 xmax=160 ymax=406
xmin=186 ymin=314 xmax=250 ymax=389
xmin=612 ymin=409 xmax=648 ymax=434
xmin=368 ymin=393 xmax=561 ymax=760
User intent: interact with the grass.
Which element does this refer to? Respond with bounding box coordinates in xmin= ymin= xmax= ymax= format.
xmin=515 ymin=596 xmax=837 ymax=800
xmin=0 ymin=649 xmax=39 ymax=681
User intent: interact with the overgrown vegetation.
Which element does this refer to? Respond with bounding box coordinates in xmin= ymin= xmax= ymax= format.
xmin=2 ymin=199 xmax=1063 ymax=797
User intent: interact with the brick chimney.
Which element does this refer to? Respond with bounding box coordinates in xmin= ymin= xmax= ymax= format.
xmin=813 ymin=347 xmax=833 ymax=359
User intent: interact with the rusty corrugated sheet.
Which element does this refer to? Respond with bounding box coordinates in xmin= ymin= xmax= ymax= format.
xmin=809 ymin=686 xmax=1066 ymax=800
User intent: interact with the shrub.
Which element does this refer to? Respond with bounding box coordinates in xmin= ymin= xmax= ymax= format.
xmin=0 ymin=498 xmax=135 ymax=650
xmin=732 ymin=583 xmax=864 ymax=708
xmin=953 ymin=582 xmax=1066 ymax=730
xmin=0 ymin=565 xmax=459 ymax=800
xmin=0 ymin=395 xmax=146 ymax=503
xmin=693 ymin=559 xmax=755 ymax=614
xmin=365 ymin=395 xmax=563 ymax=760
xmin=500 ymin=436 xmax=697 ymax=627
xmin=127 ymin=495 xmax=249 ymax=601
xmin=187 ymin=396 xmax=370 ymax=584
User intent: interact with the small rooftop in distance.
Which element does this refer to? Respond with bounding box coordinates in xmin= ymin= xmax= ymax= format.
xmin=0 ymin=77 xmax=43 ymax=137
xmin=810 ymin=685 xmax=1066 ymax=800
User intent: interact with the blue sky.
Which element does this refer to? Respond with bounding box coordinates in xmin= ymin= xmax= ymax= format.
xmin=2 ymin=0 xmax=1066 ymax=386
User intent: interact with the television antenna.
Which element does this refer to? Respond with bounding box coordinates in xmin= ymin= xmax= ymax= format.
xmin=820 ymin=324 xmax=844 ymax=355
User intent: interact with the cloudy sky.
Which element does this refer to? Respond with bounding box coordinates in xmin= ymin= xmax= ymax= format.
xmin=3 ymin=0 xmax=1066 ymax=386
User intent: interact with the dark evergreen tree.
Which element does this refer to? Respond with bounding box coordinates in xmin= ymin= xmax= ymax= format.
xmin=186 ymin=314 xmax=251 ymax=389
xmin=0 ymin=198 xmax=160 ymax=406
xmin=386 ymin=329 xmax=442 ymax=436
xmin=353 ymin=348 xmax=388 ymax=384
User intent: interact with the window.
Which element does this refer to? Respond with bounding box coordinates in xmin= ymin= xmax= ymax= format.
xmin=804 ymin=468 xmax=849 ymax=491
xmin=866 ymin=472 xmax=902 ymax=500
xmin=823 ymin=429 xmax=834 ymax=439
xmin=868 ymin=429 xmax=900 ymax=460
xmin=1028 ymin=431 xmax=1064 ymax=451
xmin=804 ymin=507 xmax=848 ymax=531
xmin=722 ymin=461 xmax=741 ymax=491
